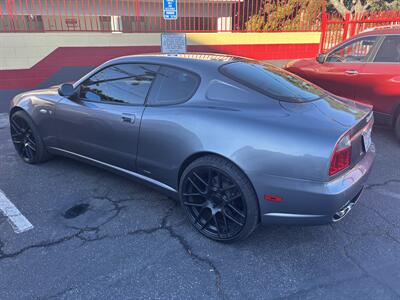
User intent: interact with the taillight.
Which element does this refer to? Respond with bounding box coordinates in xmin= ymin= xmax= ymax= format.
xmin=329 ymin=132 xmax=352 ymax=176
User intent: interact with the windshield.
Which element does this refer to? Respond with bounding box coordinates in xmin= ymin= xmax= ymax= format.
xmin=220 ymin=62 xmax=326 ymax=102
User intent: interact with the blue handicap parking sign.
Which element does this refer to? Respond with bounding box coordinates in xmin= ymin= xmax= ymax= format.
xmin=163 ymin=0 xmax=177 ymax=20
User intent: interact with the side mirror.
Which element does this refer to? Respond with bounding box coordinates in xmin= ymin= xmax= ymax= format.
xmin=58 ymin=83 xmax=75 ymax=97
xmin=316 ymin=53 xmax=327 ymax=64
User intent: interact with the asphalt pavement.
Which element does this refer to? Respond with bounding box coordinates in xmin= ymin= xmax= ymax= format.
xmin=0 ymin=112 xmax=400 ymax=300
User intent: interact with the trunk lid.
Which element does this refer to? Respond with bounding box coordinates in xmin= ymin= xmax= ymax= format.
xmin=280 ymin=94 xmax=374 ymax=173
xmin=280 ymin=94 xmax=372 ymax=128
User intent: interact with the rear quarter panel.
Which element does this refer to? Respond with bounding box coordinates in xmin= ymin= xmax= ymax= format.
xmin=136 ymin=97 xmax=342 ymax=192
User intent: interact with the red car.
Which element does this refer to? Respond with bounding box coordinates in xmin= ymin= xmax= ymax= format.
xmin=284 ymin=27 xmax=400 ymax=140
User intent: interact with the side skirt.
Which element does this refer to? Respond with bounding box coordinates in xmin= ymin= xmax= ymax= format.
xmin=48 ymin=147 xmax=179 ymax=198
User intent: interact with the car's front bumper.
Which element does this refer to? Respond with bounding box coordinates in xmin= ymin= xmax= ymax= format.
xmin=256 ymin=144 xmax=375 ymax=225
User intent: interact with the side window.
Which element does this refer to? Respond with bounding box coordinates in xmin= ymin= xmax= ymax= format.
xmin=149 ymin=66 xmax=199 ymax=105
xmin=374 ymin=36 xmax=400 ymax=63
xmin=80 ymin=64 xmax=158 ymax=105
xmin=326 ymin=36 xmax=378 ymax=63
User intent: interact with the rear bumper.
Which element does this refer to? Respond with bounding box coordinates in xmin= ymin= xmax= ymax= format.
xmin=257 ymin=144 xmax=375 ymax=225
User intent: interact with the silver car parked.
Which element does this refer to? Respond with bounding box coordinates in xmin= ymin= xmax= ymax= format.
xmin=9 ymin=53 xmax=375 ymax=242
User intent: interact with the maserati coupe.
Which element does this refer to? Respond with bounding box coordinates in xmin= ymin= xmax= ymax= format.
xmin=9 ymin=53 xmax=375 ymax=242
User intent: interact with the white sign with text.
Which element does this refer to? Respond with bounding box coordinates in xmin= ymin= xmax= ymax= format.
xmin=161 ymin=33 xmax=187 ymax=54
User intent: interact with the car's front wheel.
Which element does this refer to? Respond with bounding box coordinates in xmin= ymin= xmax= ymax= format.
xmin=10 ymin=110 xmax=51 ymax=164
xmin=179 ymin=155 xmax=259 ymax=242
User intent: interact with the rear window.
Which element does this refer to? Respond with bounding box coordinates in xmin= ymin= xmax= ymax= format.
xmin=220 ymin=62 xmax=326 ymax=102
xmin=150 ymin=66 xmax=199 ymax=105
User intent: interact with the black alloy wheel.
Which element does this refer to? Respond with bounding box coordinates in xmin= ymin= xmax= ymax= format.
xmin=10 ymin=111 xmax=51 ymax=164
xmin=180 ymin=156 xmax=259 ymax=242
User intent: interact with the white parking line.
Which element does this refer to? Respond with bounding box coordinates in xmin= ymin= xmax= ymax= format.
xmin=0 ymin=189 xmax=33 ymax=234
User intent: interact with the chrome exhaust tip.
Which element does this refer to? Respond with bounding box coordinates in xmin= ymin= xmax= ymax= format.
xmin=332 ymin=188 xmax=363 ymax=222
xmin=333 ymin=203 xmax=353 ymax=222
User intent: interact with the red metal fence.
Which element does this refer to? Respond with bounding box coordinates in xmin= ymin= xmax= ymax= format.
xmin=320 ymin=10 xmax=400 ymax=52
xmin=0 ymin=0 xmax=324 ymax=33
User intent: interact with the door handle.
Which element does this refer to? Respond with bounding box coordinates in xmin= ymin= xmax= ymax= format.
xmin=345 ymin=70 xmax=359 ymax=75
xmin=121 ymin=113 xmax=136 ymax=124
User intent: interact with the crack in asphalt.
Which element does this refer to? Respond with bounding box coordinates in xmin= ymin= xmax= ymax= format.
xmin=0 ymin=231 xmax=81 ymax=260
xmin=7 ymin=174 xmax=399 ymax=299
xmin=329 ymin=224 xmax=400 ymax=297
xmin=340 ymin=242 xmax=400 ymax=297
xmin=165 ymin=218 xmax=224 ymax=299
xmin=351 ymin=180 xmax=400 ymax=244
xmin=386 ymin=232 xmax=400 ymax=246
xmin=358 ymin=202 xmax=396 ymax=227
xmin=0 ymin=195 xmax=225 ymax=299
xmin=330 ymin=212 xmax=400 ymax=249
xmin=365 ymin=179 xmax=400 ymax=190
xmin=76 ymin=197 xmax=225 ymax=299
xmin=44 ymin=286 xmax=75 ymax=300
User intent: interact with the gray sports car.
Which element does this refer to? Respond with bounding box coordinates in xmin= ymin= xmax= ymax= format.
xmin=9 ymin=53 xmax=375 ymax=242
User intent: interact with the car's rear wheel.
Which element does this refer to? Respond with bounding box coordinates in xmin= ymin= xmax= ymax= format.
xmin=179 ymin=155 xmax=259 ymax=242
xmin=10 ymin=110 xmax=51 ymax=164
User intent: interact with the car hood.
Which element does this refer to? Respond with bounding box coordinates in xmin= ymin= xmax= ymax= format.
xmin=280 ymin=94 xmax=372 ymax=128
xmin=17 ymin=86 xmax=60 ymax=98
xmin=11 ymin=86 xmax=62 ymax=108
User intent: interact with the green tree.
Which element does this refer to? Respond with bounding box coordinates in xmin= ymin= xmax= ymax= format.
xmin=245 ymin=0 xmax=324 ymax=31
xmin=329 ymin=0 xmax=400 ymax=18
xmin=245 ymin=0 xmax=400 ymax=31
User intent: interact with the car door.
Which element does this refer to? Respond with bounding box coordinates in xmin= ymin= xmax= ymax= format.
xmin=356 ymin=35 xmax=400 ymax=122
xmin=312 ymin=35 xmax=380 ymax=100
xmin=55 ymin=63 xmax=158 ymax=171
xmin=136 ymin=66 xmax=201 ymax=188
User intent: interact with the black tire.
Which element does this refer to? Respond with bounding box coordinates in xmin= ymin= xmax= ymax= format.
xmin=9 ymin=110 xmax=52 ymax=164
xmin=395 ymin=114 xmax=400 ymax=142
xmin=179 ymin=155 xmax=259 ymax=242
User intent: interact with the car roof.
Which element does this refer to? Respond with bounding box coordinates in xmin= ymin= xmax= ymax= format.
xmin=74 ymin=52 xmax=262 ymax=88
xmin=357 ymin=26 xmax=400 ymax=37
xmin=104 ymin=52 xmax=255 ymax=70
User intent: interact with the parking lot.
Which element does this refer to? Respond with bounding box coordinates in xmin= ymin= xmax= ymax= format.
xmin=0 ymin=111 xmax=399 ymax=300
